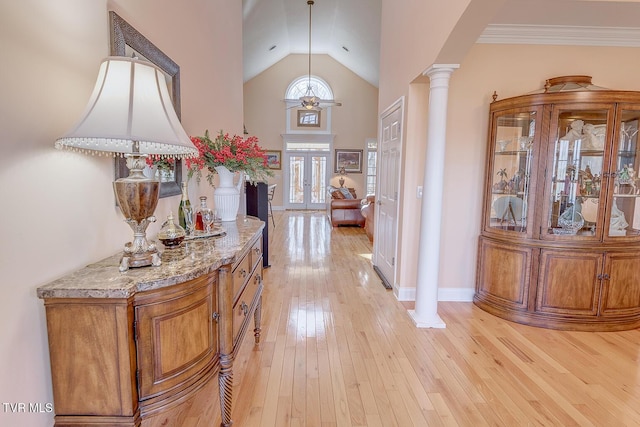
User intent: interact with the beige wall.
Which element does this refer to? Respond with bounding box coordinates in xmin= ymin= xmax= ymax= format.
xmin=379 ymin=0 xmax=468 ymax=296
xmin=395 ymin=83 xmax=429 ymax=293
xmin=378 ymin=0 xmax=472 ymax=109
xmin=394 ymin=43 xmax=640 ymax=296
xmin=243 ymin=54 xmax=379 ymax=204
xmin=109 ymin=0 xmax=244 ymax=135
xmin=0 ymin=0 xmax=242 ymax=424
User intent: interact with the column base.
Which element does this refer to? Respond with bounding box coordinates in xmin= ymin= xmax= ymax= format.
xmin=408 ymin=310 xmax=446 ymax=328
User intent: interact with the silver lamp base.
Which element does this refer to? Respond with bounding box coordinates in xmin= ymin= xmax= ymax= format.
xmin=113 ymin=153 xmax=162 ymax=272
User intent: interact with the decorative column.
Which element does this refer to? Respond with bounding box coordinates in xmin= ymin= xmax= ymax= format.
xmin=408 ymin=64 xmax=459 ymax=328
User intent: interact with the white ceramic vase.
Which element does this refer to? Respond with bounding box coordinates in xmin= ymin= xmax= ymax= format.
xmin=213 ymin=165 xmax=244 ymax=222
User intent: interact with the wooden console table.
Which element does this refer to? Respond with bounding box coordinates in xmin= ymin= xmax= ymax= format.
xmin=37 ymin=217 xmax=265 ymax=426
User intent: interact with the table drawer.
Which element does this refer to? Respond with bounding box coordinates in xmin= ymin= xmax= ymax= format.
xmin=232 ymin=251 xmax=251 ymax=303
xmin=233 ymin=264 xmax=262 ymax=344
xmin=250 ymin=237 xmax=262 ymax=271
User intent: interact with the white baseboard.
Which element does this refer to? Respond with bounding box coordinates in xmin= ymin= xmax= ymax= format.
xmin=394 ymin=285 xmax=415 ymax=301
xmin=438 ymin=287 xmax=475 ymax=302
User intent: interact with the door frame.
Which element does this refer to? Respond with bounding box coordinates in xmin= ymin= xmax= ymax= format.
xmin=283 ymin=150 xmax=331 ymax=210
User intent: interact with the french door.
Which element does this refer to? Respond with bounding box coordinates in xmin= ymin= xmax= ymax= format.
xmin=285 ymin=152 xmax=329 ymax=210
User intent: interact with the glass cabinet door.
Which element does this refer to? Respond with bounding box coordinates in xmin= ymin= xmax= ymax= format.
xmin=487 ymin=110 xmax=536 ymax=233
xmin=608 ymin=108 xmax=640 ymax=238
xmin=544 ymin=107 xmax=611 ymax=238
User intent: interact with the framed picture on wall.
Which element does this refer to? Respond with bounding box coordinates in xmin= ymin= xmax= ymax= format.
xmin=335 ymin=149 xmax=363 ymax=173
xmin=297 ymin=110 xmax=321 ymax=127
xmin=265 ymin=150 xmax=282 ymax=170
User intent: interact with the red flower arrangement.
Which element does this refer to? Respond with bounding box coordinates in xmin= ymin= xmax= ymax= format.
xmin=186 ymin=130 xmax=274 ymax=186
xmin=145 ymin=155 xmax=175 ymax=171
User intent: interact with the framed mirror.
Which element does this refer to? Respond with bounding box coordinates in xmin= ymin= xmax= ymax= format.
xmin=109 ymin=11 xmax=183 ymax=198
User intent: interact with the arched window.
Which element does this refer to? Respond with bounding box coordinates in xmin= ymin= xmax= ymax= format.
xmin=286 ymin=75 xmax=333 ymax=100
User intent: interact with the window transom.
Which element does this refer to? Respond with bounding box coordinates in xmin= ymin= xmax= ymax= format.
xmin=286 ymin=75 xmax=333 ymax=100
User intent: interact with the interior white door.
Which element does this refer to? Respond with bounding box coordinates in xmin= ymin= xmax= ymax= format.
xmin=373 ymin=99 xmax=403 ymax=288
xmin=285 ymin=152 xmax=329 ymax=210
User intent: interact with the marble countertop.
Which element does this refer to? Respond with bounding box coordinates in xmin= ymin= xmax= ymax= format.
xmin=37 ymin=217 xmax=264 ymax=299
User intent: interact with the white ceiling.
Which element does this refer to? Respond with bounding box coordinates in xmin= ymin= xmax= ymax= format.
xmin=242 ymin=0 xmax=381 ymax=86
xmin=242 ymin=0 xmax=640 ymax=88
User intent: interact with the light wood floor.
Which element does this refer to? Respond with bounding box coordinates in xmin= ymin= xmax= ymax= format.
xmin=226 ymin=210 xmax=640 ymax=426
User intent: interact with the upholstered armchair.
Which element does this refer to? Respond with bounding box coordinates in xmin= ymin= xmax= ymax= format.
xmin=360 ymin=195 xmax=375 ymax=242
xmin=326 ymin=186 xmax=365 ymax=227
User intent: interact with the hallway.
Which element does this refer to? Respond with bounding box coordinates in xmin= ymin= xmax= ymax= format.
xmin=226 ymin=211 xmax=640 ymax=426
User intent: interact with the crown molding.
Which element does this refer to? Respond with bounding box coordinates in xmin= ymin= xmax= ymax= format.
xmin=478 ymin=24 xmax=640 ymax=47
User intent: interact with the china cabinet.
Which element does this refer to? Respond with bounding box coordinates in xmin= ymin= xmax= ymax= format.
xmin=475 ymin=76 xmax=640 ymax=331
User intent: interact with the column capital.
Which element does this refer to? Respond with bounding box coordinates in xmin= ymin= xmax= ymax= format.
xmin=422 ymin=64 xmax=460 ymax=78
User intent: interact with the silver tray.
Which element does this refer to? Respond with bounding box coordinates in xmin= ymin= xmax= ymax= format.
xmin=184 ymin=227 xmax=226 ymax=240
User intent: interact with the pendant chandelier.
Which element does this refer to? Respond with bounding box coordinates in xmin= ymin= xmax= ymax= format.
xmin=288 ymin=0 xmax=341 ymax=111
xmin=300 ymin=0 xmax=320 ymax=109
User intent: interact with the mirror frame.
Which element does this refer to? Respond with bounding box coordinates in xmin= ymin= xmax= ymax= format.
xmin=109 ymin=11 xmax=183 ymax=198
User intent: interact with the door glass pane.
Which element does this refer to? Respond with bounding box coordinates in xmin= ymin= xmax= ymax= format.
xmin=289 ymin=156 xmax=304 ymax=204
xmin=310 ymin=156 xmax=327 ymax=204
xmin=489 ymin=111 xmax=535 ymax=232
xmin=611 ymin=110 xmax=640 ymax=237
xmin=546 ymin=110 xmax=607 ymax=236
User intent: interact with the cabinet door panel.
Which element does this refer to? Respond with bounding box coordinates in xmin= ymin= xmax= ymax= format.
xmin=476 ymin=239 xmax=532 ymax=309
xmin=45 ymin=300 xmax=136 ymax=416
xmin=541 ymin=105 xmax=613 ymax=241
xmin=135 ymin=275 xmax=217 ymax=400
xmin=537 ymin=250 xmax=601 ymax=315
xmin=606 ymin=107 xmax=640 ymax=240
xmin=484 ymin=109 xmax=539 ymax=237
xmin=601 ymin=252 xmax=640 ymax=315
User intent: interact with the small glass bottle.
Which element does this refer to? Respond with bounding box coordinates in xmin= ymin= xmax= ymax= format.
xmin=195 ymin=196 xmax=209 ymax=231
xmin=157 ymin=212 xmax=186 ymax=248
xmin=178 ymin=182 xmax=191 ymax=229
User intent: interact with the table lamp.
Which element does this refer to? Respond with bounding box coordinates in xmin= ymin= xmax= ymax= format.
xmin=55 ymin=57 xmax=198 ymax=271
xmin=338 ymin=166 xmax=347 ymax=188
